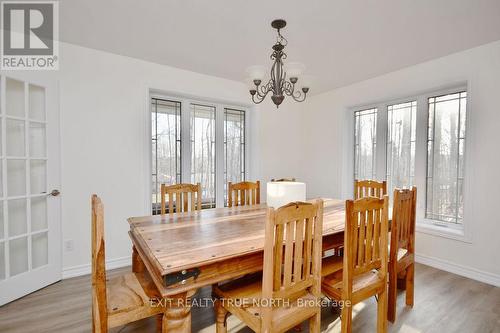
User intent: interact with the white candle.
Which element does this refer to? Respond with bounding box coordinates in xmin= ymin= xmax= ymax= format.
xmin=266 ymin=181 xmax=306 ymax=208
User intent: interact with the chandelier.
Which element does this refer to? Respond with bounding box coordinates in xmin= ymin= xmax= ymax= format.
xmin=247 ymin=19 xmax=310 ymax=108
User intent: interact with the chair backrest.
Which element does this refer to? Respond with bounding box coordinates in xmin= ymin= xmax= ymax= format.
xmin=228 ymin=181 xmax=260 ymax=207
xmin=161 ymin=183 xmax=202 ymax=214
xmin=343 ymin=196 xmax=389 ymax=294
xmin=390 ymin=187 xmax=417 ymax=261
xmin=354 ymin=180 xmax=387 ymax=199
xmin=91 ymin=195 xmax=108 ymax=333
xmin=262 ymin=200 xmax=324 ymax=305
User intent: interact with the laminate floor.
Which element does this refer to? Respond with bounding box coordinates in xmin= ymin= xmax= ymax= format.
xmin=0 ymin=263 xmax=499 ymax=333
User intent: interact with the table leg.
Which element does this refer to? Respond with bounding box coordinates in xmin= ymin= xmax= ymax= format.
xmin=162 ymin=290 xmax=196 ymax=333
xmin=132 ymin=245 xmax=145 ymax=273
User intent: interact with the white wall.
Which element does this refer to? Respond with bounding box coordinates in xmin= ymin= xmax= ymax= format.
xmin=300 ymin=40 xmax=500 ymax=282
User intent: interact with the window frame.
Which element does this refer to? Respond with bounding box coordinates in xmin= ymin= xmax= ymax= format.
xmin=348 ymin=83 xmax=472 ymax=242
xmin=150 ymin=98 xmax=182 ymax=215
xmin=353 ymin=108 xmax=378 ymax=182
xmin=223 ymin=108 xmax=247 ymax=207
xmin=147 ymin=92 xmax=250 ymax=212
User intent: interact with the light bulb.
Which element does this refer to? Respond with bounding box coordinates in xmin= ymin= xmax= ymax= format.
xmin=245 ymin=65 xmax=266 ymax=81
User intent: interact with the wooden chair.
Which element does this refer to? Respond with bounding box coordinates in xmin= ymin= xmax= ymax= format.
xmin=354 ymin=180 xmax=387 ymax=199
xmin=388 ymin=187 xmax=417 ymax=323
xmin=228 ymin=181 xmax=260 ymax=207
xmin=91 ymin=195 xmax=164 ymax=332
xmin=213 ymin=200 xmax=324 ymax=333
xmin=160 ymin=183 xmax=202 ymax=214
xmin=322 ymin=196 xmax=389 ymax=333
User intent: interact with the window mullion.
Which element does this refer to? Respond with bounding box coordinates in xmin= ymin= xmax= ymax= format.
xmin=414 ymin=95 xmax=429 ymax=220
xmin=215 ymin=104 xmax=225 ymax=208
xmin=180 ymin=99 xmax=191 ymax=185
xmin=376 ymin=104 xmax=387 ymax=181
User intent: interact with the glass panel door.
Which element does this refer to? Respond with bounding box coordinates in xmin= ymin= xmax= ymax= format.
xmin=0 ymin=75 xmax=61 ymax=305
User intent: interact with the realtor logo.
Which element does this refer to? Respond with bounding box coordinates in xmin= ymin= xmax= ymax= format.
xmin=1 ymin=1 xmax=59 ymax=70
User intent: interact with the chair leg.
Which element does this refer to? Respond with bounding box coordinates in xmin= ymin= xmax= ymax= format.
xmin=156 ymin=313 xmax=162 ymax=333
xmin=309 ymin=311 xmax=320 ymax=333
xmin=387 ymin=267 xmax=397 ymax=323
xmin=132 ymin=246 xmax=145 ymax=273
xmin=405 ymin=263 xmax=415 ymax=307
xmin=214 ymin=299 xmax=228 ymax=333
xmin=340 ymin=302 xmax=353 ymax=333
xmin=377 ymin=287 xmax=388 ymax=333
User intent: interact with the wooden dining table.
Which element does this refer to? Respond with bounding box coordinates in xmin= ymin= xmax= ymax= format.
xmin=128 ymin=198 xmax=347 ymax=332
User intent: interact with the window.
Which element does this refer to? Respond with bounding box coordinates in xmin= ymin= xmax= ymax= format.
xmin=352 ymin=87 xmax=468 ymax=232
xmin=426 ymin=92 xmax=467 ymax=224
xmin=151 ymin=98 xmax=181 ymax=215
xmin=150 ymin=96 xmax=248 ymax=213
xmin=224 ymin=108 xmax=246 ymax=206
xmin=386 ymin=101 xmax=416 ymax=195
xmin=190 ymin=104 xmax=216 ymax=209
xmin=354 ymin=108 xmax=377 ymax=181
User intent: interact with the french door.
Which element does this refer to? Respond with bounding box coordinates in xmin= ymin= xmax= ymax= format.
xmin=0 ymin=73 xmax=61 ymax=305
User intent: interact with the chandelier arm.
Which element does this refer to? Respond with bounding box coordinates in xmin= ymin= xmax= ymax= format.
xmin=256 ymin=84 xmax=267 ymax=97
xmin=251 ymin=92 xmax=267 ymax=104
xmin=283 ymin=80 xmax=295 ymax=96
xmin=291 ymin=90 xmax=307 ymax=102
xmin=256 ymin=79 xmax=273 ymax=97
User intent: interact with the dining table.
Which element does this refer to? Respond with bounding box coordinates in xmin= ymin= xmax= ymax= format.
xmin=128 ymin=198 xmax=347 ymax=333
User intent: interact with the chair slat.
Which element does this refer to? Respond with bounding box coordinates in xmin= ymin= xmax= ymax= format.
xmin=273 ymin=223 xmax=284 ymax=291
xmin=303 ymin=217 xmax=313 ymax=278
xmin=293 ymin=218 xmax=305 ymax=282
xmin=168 ymin=192 xmax=174 ymax=215
xmin=358 ymin=211 xmax=366 ymax=267
xmin=365 ymin=208 xmax=374 ymax=264
xmin=283 ymin=221 xmax=295 ymax=288
xmin=183 ymin=192 xmax=188 ymax=212
xmin=373 ymin=208 xmax=380 ymax=260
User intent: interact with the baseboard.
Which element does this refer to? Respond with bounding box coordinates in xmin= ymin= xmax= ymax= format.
xmin=415 ymin=253 xmax=500 ymax=287
xmin=62 ymin=256 xmax=131 ymax=279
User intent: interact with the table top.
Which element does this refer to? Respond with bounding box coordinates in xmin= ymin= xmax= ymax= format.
xmin=128 ymin=198 xmax=345 ymax=277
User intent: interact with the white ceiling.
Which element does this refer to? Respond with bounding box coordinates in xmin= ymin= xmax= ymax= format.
xmin=60 ymin=0 xmax=500 ymax=94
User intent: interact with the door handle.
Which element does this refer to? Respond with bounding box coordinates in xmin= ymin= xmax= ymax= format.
xmin=49 ymin=189 xmax=61 ymax=197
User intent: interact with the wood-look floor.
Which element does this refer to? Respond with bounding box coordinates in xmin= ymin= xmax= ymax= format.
xmin=0 ymin=263 xmax=499 ymax=333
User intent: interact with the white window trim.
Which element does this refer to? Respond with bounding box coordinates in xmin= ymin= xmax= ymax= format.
xmin=347 ymin=82 xmax=473 ymax=242
xmin=146 ymin=90 xmax=251 ymax=212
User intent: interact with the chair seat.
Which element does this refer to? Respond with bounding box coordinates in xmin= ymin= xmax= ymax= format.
xmin=107 ymin=272 xmax=164 ymax=328
xmin=214 ymin=274 xmax=320 ymax=332
xmin=322 ymin=269 xmax=385 ymax=305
